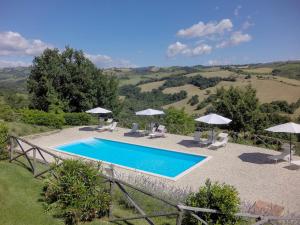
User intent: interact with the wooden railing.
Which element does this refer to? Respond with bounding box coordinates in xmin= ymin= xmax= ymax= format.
xmin=7 ymin=135 xmax=300 ymax=225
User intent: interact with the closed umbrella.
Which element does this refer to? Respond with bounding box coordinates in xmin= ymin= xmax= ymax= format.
xmin=195 ymin=113 xmax=232 ymax=142
xmin=265 ymin=122 xmax=300 ymax=162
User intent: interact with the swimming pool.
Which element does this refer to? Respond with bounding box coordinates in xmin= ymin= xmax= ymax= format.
xmin=55 ymin=138 xmax=209 ymax=180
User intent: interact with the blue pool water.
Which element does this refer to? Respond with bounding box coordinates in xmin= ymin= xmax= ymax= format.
xmin=56 ymin=138 xmax=206 ymax=178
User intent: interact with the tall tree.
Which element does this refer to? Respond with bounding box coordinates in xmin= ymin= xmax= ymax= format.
xmin=212 ymin=85 xmax=264 ymax=132
xmin=27 ymin=47 xmax=121 ymax=114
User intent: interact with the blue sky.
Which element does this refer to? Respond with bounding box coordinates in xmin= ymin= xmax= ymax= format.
xmin=0 ymin=0 xmax=300 ymax=68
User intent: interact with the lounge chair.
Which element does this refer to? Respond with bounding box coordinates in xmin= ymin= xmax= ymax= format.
xmin=106 ymin=118 xmax=113 ymax=124
xmin=149 ymin=125 xmax=166 ymax=138
xmin=194 ymin=131 xmax=202 ymax=142
xmin=199 ymin=132 xmax=214 ymax=146
xmin=97 ymin=122 xmax=118 ymax=132
xmin=267 ymin=149 xmax=291 ymax=163
xmin=291 ymin=160 xmax=300 ymax=167
xmin=209 ymin=133 xmax=228 ymax=149
xmin=130 ymin=123 xmax=139 ymax=132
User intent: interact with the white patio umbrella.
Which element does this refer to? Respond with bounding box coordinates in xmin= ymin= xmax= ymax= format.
xmin=265 ymin=122 xmax=300 ymax=161
xmin=86 ymin=107 xmax=112 ymax=127
xmin=135 ymin=108 xmax=164 ymax=130
xmin=195 ymin=113 xmax=232 ymax=142
xmin=86 ymin=107 xmax=112 ymax=114
xmin=135 ymin=108 xmax=165 ymax=116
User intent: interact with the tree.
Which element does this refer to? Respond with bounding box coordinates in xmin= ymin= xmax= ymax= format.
xmin=27 ymin=47 xmax=121 ymax=114
xmin=212 ymin=86 xmax=262 ymax=132
xmin=164 ymin=107 xmax=195 ymax=135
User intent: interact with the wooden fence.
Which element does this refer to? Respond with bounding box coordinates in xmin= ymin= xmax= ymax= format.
xmin=8 ymin=135 xmax=300 ymax=225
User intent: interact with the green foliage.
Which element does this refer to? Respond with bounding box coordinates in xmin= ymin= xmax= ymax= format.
xmin=119 ymin=85 xmax=187 ymax=116
xmin=0 ymin=122 xmax=8 ymax=155
xmin=63 ymin=113 xmax=92 ymax=126
xmin=20 ymin=109 xmax=64 ymax=129
xmin=212 ymin=86 xmax=263 ymax=132
xmin=27 ymin=47 xmax=121 ymax=114
xmin=183 ymin=179 xmax=240 ymax=225
xmin=188 ymin=95 xmax=199 ymax=106
xmin=196 ymin=101 xmax=207 ymax=110
xmin=0 ymin=99 xmax=16 ymax=121
xmin=164 ymin=107 xmax=195 ymax=135
xmin=43 ymin=160 xmax=110 ymax=225
xmin=3 ymin=93 xmax=29 ymax=109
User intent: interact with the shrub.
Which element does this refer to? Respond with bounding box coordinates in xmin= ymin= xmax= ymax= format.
xmin=183 ymin=179 xmax=240 ymax=225
xmin=0 ymin=122 xmax=8 ymax=157
xmin=188 ymin=95 xmax=199 ymax=106
xmin=164 ymin=107 xmax=195 ymax=135
xmin=64 ymin=113 xmax=92 ymax=126
xmin=43 ymin=160 xmax=110 ymax=225
xmin=20 ymin=109 xmax=64 ymax=129
xmin=0 ymin=101 xmax=16 ymax=121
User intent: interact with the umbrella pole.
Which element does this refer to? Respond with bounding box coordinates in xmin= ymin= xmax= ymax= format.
xmin=290 ymin=133 xmax=292 ymax=163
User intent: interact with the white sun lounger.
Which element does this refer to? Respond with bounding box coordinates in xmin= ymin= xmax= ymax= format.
xmin=98 ymin=122 xmax=118 ymax=132
xmin=209 ymin=133 xmax=228 ymax=149
xmin=291 ymin=160 xmax=300 ymax=167
xmin=149 ymin=125 xmax=166 ymax=138
xmin=267 ymin=149 xmax=291 ymax=163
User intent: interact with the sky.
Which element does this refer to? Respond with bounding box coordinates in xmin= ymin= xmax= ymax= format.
xmin=0 ymin=0 xmax=300 ymax=68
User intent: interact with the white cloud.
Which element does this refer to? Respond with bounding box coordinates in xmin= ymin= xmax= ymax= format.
xmin=167 ymin=42 xmax=212 ymax=57
xmin=234 ymin=5 xmax=242 ymax=16
xmin=176 ymin=19 xmax=233 ymax=38
xmin=242 ymin=21 xmax=254 ymax=30
xmin=0 ymin=31 xmax=53 ymax=56
xmin=216 ymin=31 xmax=252 ymax=48
xmin=166 ymin=42 xmax=189 ymax=57
xmin=85 ymin=53 xmax=136 ymax=68
xmin=0 ymin=59 xmax=31 ymax=68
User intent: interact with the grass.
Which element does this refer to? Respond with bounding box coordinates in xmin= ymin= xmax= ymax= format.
xmin=0 ymin=159 xmax=177 ymax=225
xmin=0 ymin=160 xmax=64 ymax=225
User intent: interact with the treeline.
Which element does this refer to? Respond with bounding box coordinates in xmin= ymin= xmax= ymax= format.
xmin=260 ymin=99 xmax=300 ymax=114
xmin=119 ymin=84 xmax=187 ymax=111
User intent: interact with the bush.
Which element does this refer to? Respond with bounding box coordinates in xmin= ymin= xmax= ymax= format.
xmin=188 ymin=95 xmax=199 ymax=106
xmin=183 ymin=179 xmax=240 ymax=225
xmin=0 ymin=122 xmax=8 ymax=156
xmin=43 ymin=160 xmax=110 ymax=225
xmin=164 ymin=107 xmax=195 ymax=135
xmin=64 ymin=113 xmax=92 ymax=126
xmin=0 ymin=101 xmax=16 ymax=121
xmin=20 ymin=109 xmax=64 ymax=129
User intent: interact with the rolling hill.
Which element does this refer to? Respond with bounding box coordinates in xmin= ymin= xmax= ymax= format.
xmin=0 ymin=61 xmax=300 ymax=118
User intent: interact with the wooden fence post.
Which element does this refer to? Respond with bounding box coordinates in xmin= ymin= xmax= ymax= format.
xmin=33 ymin=148 xmax=37 ymax=176
xmin=9 ymin=137 xmax=14 ymax=162
xmin=176 ymin=209 xmax=183 ymax=225
xmin=108 ymin=165 xmax=115 ymax=219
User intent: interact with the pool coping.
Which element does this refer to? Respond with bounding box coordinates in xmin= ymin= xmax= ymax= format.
xmin=49 ymin=137 xmax=212 ymax=181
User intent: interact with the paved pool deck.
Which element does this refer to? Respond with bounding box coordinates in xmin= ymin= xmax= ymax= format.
xmin=24 ymin=126 xmax=300 ymax=214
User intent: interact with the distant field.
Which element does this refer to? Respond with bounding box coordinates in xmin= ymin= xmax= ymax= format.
xmin=138 ymin=80 xmax=165 ymax=92
xmin=242 ymin=67 xmax=273 ymax=74
xmin=184 ymin=70 xmax=236 ymax=78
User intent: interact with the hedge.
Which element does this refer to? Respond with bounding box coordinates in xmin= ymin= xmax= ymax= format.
xmin=64 ymin=113 xmax=92 ymax=126
xmin=20 ymin=109 xmax=64 ymax=129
